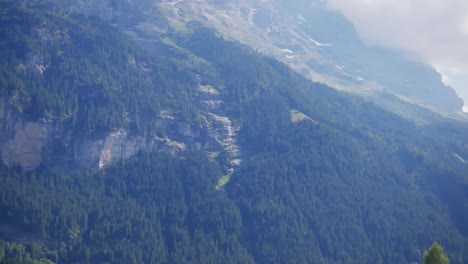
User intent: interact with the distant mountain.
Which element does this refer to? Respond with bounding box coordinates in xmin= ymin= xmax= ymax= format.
xmin=153 ymin=0 xmax=464 ymax=114
xmin=1 ymin=1 xmax=468 ymax=264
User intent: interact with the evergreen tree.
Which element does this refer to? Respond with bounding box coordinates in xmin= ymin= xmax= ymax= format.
xmin=423 ymin=242 xmax=449 ymax=264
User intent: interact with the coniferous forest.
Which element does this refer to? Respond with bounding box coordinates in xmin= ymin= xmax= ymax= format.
xmin=1 ymin=1 xmax=468 ymax=263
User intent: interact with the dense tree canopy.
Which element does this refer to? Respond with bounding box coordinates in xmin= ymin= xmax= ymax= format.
xmin=0 ymin=1 xmax=200 ymax=135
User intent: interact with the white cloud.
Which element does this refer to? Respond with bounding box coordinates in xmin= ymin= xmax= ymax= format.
xmin=326 ymin=0 xmax=468 ymax=108
xmin=442 ymin=73 xmax=468 ymax=112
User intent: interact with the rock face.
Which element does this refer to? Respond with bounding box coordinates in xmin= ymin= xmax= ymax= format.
xmin=0 ymin=117 xmax=49 ymax=170
xmin=0 ymin=97 xmax=208 ymax=171
xmin=197 ymin=85 xmax=242 ymax=171
xmin=96 ymin=129 xmax=186 ymax=169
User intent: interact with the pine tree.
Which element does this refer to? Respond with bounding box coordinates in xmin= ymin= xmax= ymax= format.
xmin=423 ymin=242 xmax=449 ymax=264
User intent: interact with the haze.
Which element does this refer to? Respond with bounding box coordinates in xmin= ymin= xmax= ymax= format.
xmin=327 ymin=0 xmax=468 ymax=111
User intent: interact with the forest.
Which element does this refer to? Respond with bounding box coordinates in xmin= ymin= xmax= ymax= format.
xmin=0 ymin=1 xmax=200 ymax=135
xmin=1 ymin=1 xmax=468 ymax=263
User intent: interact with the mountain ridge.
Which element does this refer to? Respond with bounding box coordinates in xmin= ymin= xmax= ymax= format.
xmin=150 ymin=0 xmax=465 ymax=114
xmin=33 ymin=0 xmax=465 ymax=116
xmin=0 ymin=1 xmax=468 ymax=263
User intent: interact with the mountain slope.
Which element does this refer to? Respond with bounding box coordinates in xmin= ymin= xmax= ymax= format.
xmin=47 ymin=0 xmax=465 ymax=115
xmin=0 ymin=1 xmax=238 ymax=171
xmin=155 ymin=0 xmax=464 ymax=114
xmin=0 ymin=1 xmax=468 ymax=264
xmin=182 ymin=28 xmax=468 ymax=263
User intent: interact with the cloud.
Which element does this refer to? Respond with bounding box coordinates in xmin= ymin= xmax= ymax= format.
xmin=326 ymin=0 xmax=468 ymax=107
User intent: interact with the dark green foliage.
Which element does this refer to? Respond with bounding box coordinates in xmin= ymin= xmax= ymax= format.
xmin=0 ymin=1 xmax=199 ymax=134
xmin=0 ymin=153 xmax=254 ymax=263
xmin=424 ymin=242 xmax=449 ymax=264
xmin=0 ymin=241 xmax=53 ymax=264
xmin=180 ymin=28 xmax=468 ymax=263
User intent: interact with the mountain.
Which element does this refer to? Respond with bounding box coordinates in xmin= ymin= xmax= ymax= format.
xmin=52 ymin=0 xmax=465 ymax=115
xmin=1 ymin=1 xmax=468 ymax=264
xmin=155 ymin=0 xmax=464 ymax=114
xmin=0 ymin=0 xmax=239 ymax=172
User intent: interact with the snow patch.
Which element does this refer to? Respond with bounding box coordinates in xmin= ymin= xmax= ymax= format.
xmin=335 ymin=65 xmax=344 ymax=70
xmin=454 ymin=153 xmax=468 ymax=163
xmin=170 ymin=0 xmax=185 ymax=6
xmin=309 ymin=38 xmax=333 ymax=47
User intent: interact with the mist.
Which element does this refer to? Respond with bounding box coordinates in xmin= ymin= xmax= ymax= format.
xmin=326 ymin=0 xmax=468 ymax=110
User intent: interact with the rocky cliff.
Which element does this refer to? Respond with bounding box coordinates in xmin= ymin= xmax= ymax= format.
xmin=0 ymin=95 xmax=238 ymax=171
xmin=0 ymin=77 xmax=242 ymax=171
xmin=0 ymin=98 xmax=159 ymax=170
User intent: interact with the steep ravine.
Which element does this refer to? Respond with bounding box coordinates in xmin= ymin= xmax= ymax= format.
xmin=196 ymin=85 xmax=242 ymax=188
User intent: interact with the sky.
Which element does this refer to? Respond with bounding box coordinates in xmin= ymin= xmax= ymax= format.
xmin=326 ymin=0 xmax=468 ymax=112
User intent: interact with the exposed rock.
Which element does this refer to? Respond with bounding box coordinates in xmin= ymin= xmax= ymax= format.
xmin=1 ymin=121 xmax=49 ymax=170
xmin=197 ymin=85 xmax=242 ymax=171
xmin=0 ymin=97 xmax=206 ymax=171
xmin=99 ymin=129 xmax=132 ymax=169
xmin=26 ymin=54 xmax=47 ymax=75
xmin=97 ymin=129 xmax=186 ymax=169
xmin=207 ymin=113 xmax=241 ymax=167
xmin=201 ymin=100 xmax=223 ymax=111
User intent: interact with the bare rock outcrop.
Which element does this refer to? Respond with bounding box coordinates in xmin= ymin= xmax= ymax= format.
xmin=0 ymin=97 xmax=199 ymax=171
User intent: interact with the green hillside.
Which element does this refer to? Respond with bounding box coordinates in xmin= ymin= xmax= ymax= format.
xmin=0 ymin=2 xmax=467 ymax=264
xmin=0 ymin=1 xmax=199 ymax=135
